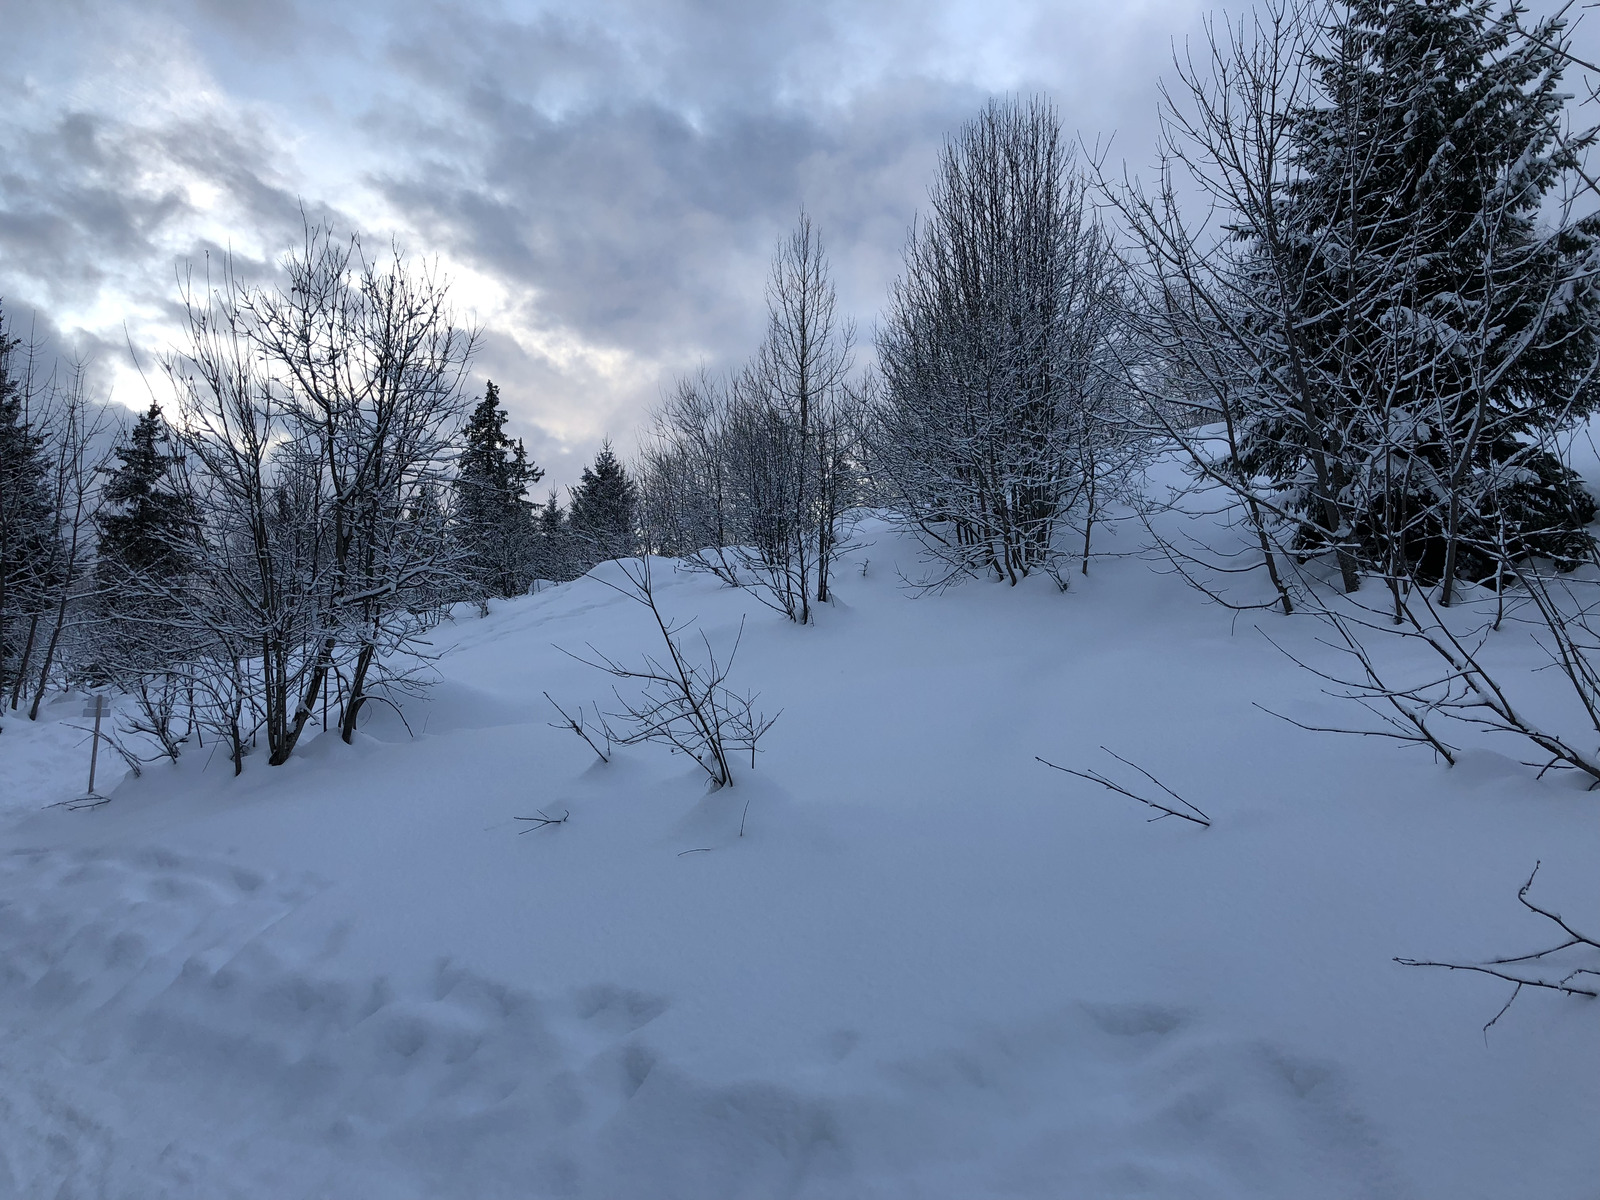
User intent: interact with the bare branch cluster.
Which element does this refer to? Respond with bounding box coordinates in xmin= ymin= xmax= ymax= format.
xmin=639 ymin=214 xmax=866 ymax=623
xmin=870 ymin=97 xmax=1150 ymax=588
xmin=559 ymin=557 xmax=778 ymax=790
xmin=1397 ymin=862 xmax=1600 ymax=1032
xmin=118 ymin=220 xmax=479 ymax=772
xmin=0 ymin=319 xmax=115 ymax=735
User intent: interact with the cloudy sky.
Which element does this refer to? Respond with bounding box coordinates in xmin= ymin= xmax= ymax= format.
xmin=3 ymin=0 xmax=1594 ymax=488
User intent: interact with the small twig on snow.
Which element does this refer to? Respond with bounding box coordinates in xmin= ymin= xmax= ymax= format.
xmin=1036 ymin=747 xmax=1211 ymax=827
xmin=515 ymin=809 xmax=570 ymax=833
xmin=1396 ymin=861 xmax=1600 ymax=1034
xmin=544 ymin=691 xmax=610 ymax=763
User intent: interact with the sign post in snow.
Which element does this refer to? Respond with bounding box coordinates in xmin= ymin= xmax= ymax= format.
xmin=82 ymin=695 xmax=109 ymax=796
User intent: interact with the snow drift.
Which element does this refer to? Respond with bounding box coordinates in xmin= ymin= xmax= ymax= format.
xmin=1 ymin=510 xmax=1596 ymax=1199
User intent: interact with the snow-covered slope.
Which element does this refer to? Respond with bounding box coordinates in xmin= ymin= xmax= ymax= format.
xmin=1 ymin=507 xmax=1596 ymax=1199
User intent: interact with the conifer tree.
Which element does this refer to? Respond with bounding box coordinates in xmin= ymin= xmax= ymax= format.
xmin=97 ymin=403 xmax=195 ymax=584
xmin=569 ymin=439 xmax=639 ymax=566
xmin=532 ymin=489 xmax=579 ymax=582
xmin=91 ymin=402 xmax=198 ymax=754
xmin=1245 ymin=0 xmax=1600 ymax=594
xmin=453 ymin=381 xmax=544 ymax=602
xmin=0 ymin=312 xmax=54 ymax=717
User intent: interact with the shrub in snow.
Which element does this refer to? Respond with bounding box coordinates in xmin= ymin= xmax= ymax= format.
xmin=560 ymin=557 xmax=777 ymax=789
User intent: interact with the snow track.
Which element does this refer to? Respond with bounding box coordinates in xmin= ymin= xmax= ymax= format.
xmin=0 ymin=846 xmax=1404 ymax=1198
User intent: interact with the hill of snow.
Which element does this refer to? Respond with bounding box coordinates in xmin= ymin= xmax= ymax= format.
xmin=1 ymin=498 xmax=1596 ymax=1198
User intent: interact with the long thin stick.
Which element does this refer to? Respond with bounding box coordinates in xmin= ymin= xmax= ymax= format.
xmin=1036 ymin=749 xmax=1211 ymax=827
xmin=88 ymin=697 xmax=103 ymax=794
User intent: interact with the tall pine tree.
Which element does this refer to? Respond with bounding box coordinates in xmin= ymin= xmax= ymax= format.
xmin=453 ymin=382 xmax=544 ymax=602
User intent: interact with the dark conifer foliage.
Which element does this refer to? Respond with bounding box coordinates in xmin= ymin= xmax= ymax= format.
xmin=96 ymin=403 xmax=195 ymax=583
xmin=453 ymin=381 xmax=544 ymax=601
xmin=90 ymin=402 xmax=198 ymax=754
xmin=532 ymin=489 xmax=580 ymax=583
xmin=0 ymin=310 xmax=55 ymax=714
xmin=569 ymin=439 xmax=639 ymax=566
xmin=1245 ymin=0 xmax=1600 ymax=590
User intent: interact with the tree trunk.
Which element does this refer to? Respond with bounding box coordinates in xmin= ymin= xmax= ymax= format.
xmin=27 ymin=584 xmax=72 ymax=720
xmin=340 ymin=641 xmax=377 ymax=743
xmin=9 ymin=610 xmax=39 ymax=710
xmin=268 ymin=635 xmax=333 ymax=765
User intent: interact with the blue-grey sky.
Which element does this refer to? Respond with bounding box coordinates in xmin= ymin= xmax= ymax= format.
xmin=3 ymin=0 xmax=1595 ymax=487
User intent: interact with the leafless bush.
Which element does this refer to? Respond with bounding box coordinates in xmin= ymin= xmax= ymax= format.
xmin=1265 ymin=562 xmax=1600 ymax=787
xmin=560 ymin=557 xmax=778 ymax=789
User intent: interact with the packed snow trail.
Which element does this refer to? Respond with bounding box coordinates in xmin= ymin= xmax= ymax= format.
xmin=1 ymin=516 xmax=1596 ymax=1197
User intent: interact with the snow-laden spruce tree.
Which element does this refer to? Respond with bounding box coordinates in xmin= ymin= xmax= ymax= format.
xmin=873 ymin=96 xmax=1132 ymax=586
xmin=452 ymin=381 xmax=543 ymax=608
xmin=1251 ymin=0 xmax=1600 ymax=602
xmin=1115 ymin=0 xmax=1600 ymax=608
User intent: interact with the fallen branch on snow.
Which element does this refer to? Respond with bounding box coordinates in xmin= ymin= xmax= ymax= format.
xmin=1036 ymin=747 xmax=1211 ymax=827
xmin=1396 ymin=861 xmax=1600 ymax=1034
xmin=515 ymin=809 xmax=570 ymax=833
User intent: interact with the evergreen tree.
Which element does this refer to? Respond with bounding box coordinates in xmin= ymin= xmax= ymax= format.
xmin=1245 ymin=0 xmax=1600 ymax=590
xmin=97 ymin=403 xmax=195 ymax=584
xmin=88 ymin=402 xmax=198 ymax=751
xmin=453 ymin=381 xmax=544 ymax=601
xmin=569 ymin=439 xmax=639 ymax=566
xmin=0 ymin=312 xmax=54 ymax=714
xmin=531 ymin=489 xmax=579 ymax=582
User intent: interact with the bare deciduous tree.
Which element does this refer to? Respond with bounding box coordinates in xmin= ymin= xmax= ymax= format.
xmin=641 ymin=215 xmax=865 ymax=622
xmin=153 ymin=224 xmax=475 ymax=772
xmin=873 ymin=96 xmax=1134 ymax=587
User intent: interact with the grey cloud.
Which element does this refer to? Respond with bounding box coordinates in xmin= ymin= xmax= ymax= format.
xmin=32 ymin=0 xmax=1495 ymax=491
xmin=0 ymin=112 xmax=191 ymax=303
xmin=0 ymin=98 xmax=312 ymax=299
xmin=370 ymin=81 xmax=979 ymax=482
xmin=363 ymin=7 xmax=1004 ymax=481
xmin=0 ymin=0 xmax=1215 ymax=489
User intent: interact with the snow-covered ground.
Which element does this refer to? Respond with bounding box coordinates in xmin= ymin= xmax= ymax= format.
xmin=1 ymin=499 xmax=1597 ymax=1198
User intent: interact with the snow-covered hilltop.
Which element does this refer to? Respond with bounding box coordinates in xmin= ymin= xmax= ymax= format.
xmin=1 ymin=511 xmax=1595 ymax=1199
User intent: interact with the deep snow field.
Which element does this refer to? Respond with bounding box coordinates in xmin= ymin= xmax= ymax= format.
xmin=1 ymin=494 xmax=1597 ymax=1199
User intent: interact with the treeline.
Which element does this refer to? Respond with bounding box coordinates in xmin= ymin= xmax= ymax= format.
xmin=4 ymin=0 xmax=1600 ymax=777
xmin=0 ymin=232 xmax=643 ymax=772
